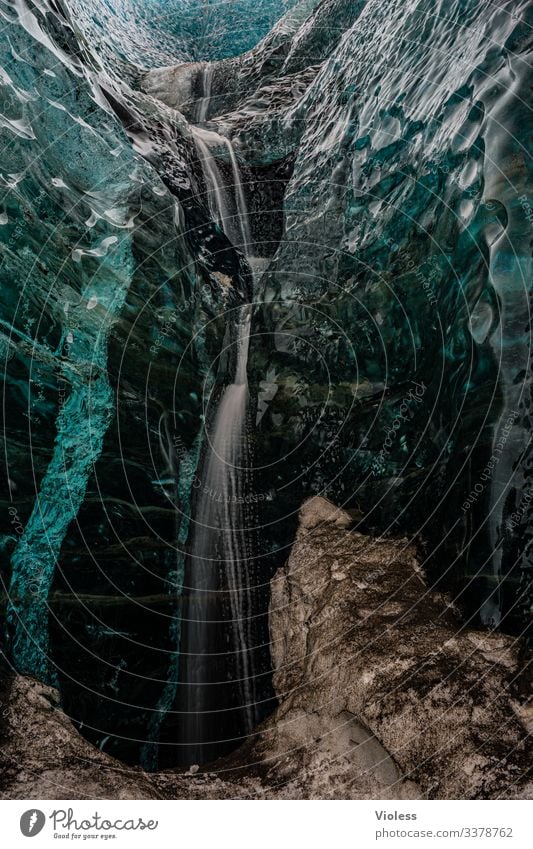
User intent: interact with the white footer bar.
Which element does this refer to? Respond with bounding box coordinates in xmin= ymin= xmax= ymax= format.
xmin=1 ymin=799 xmax=531 ymax=848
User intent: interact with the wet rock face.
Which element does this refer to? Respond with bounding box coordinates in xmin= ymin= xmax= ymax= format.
xmin=1 ymin=500 xmax=530 ymax=800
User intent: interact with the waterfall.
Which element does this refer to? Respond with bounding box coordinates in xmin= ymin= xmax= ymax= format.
xmin=196 ymin=63 xmax=214 ymax=123
xmin=179 ymin=123 xmax=260 ymax=766
xmin=180 ymin=306 xmax=258 ymax=764
xmin=192 ymin=126 xmax=253 ymax=256
xmin=226 ymin=141 xmax=254 ymax=257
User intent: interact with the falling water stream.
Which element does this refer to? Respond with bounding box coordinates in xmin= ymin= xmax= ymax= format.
xmin=192 ymin=125 xmax=253 ymax=253
xmin=179 ymin=109 xmax=261 ymax=765
xmin=196 ymin=64 xmax=215 ymax=123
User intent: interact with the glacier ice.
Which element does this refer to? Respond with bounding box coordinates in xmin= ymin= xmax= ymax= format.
xmin=0 ymin=0 xmax=531 ymax=768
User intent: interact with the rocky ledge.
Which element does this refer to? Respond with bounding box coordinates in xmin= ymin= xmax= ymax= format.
xmin=1 ymin=498 xmax=531 ymax=800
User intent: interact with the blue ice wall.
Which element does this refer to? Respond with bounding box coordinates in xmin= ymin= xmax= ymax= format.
xmin=68 ymin=0 xmax=297 ymax=69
